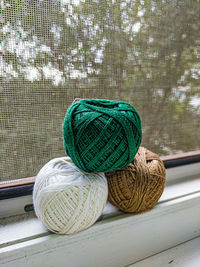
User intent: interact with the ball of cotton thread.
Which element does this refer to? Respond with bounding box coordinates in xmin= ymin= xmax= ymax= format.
xmin=63 ymin=98 xmax=142 ymax=173
xmin=105 ymin=147 xmax=166 ymax=213
xmin=33 ymin=157 xmax=108 ymax=234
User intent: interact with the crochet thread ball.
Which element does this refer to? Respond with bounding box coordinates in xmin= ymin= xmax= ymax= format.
xmin=33 ymin=157 xmax=108 ymax=235
xmin=105 ymin=147 xmax=166 ymax=213
xmin=63 ymin=99 xmax=142 ymax=172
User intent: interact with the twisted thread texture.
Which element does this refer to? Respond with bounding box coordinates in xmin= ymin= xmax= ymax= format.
xmin=63 ymin=99 xmax=142 ymax=172
xmin=105 ymin=147 xmax=166 ymax=213
xmin=33 ymin=157 xmax=108 ymax=234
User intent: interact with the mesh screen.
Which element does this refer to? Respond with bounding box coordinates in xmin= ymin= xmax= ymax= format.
xmin=1 ymin=0 xmax=200 ymax=181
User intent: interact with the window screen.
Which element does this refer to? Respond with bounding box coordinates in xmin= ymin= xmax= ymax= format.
xmin=1 ymin=0 xmax=200 ymax=181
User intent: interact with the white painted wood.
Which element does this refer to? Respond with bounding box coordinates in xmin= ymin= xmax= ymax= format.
xmin=159 ymin=174 xmax=200 ymax=203
xmin=165 ymin=162 xmax=200 ymax=183
xmin=0 ymin=195 xmax=33 ymax=219
xmin=130 ymin=236 xmax=200 ymax=267
xmin=1 ymin=192 xmax=200 ymax=267
xmin=0 ymin=215 xmax=46 ymax=247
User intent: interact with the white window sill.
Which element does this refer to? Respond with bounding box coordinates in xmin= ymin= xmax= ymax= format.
xmin=130 ymin=236 xmax=200 ymax=267
xmin=0 ymin=163 xmax=200 ymax=267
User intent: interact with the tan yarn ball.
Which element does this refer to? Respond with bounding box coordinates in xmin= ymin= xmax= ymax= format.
xmin=33 ymin=157 xmax=108 ymax=235
xmin=105 ymin=147 xmax=166 ymax=213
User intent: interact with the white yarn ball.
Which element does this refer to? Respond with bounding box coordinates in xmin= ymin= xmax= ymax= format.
xmin=33 ymin=157 xmax=108 ymax=235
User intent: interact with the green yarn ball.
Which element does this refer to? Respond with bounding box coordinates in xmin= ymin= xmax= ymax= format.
xmin=63 ymin=99 xmax=142 ymax=172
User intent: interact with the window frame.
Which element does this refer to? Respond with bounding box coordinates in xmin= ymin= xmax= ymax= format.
xmin=1 ymin=152 xmax=200 ymax=266
xmin=0 ymin=150 xmax=200 ymax=201
xmin=0 ymin=150 xmax=200 ymax=219
xmin=1 ymin=184 xmax=200 ymax=266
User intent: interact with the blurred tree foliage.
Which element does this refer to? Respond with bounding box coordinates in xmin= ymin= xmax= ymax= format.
xmin=0 ymin=0 xmax=200 ymax=180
